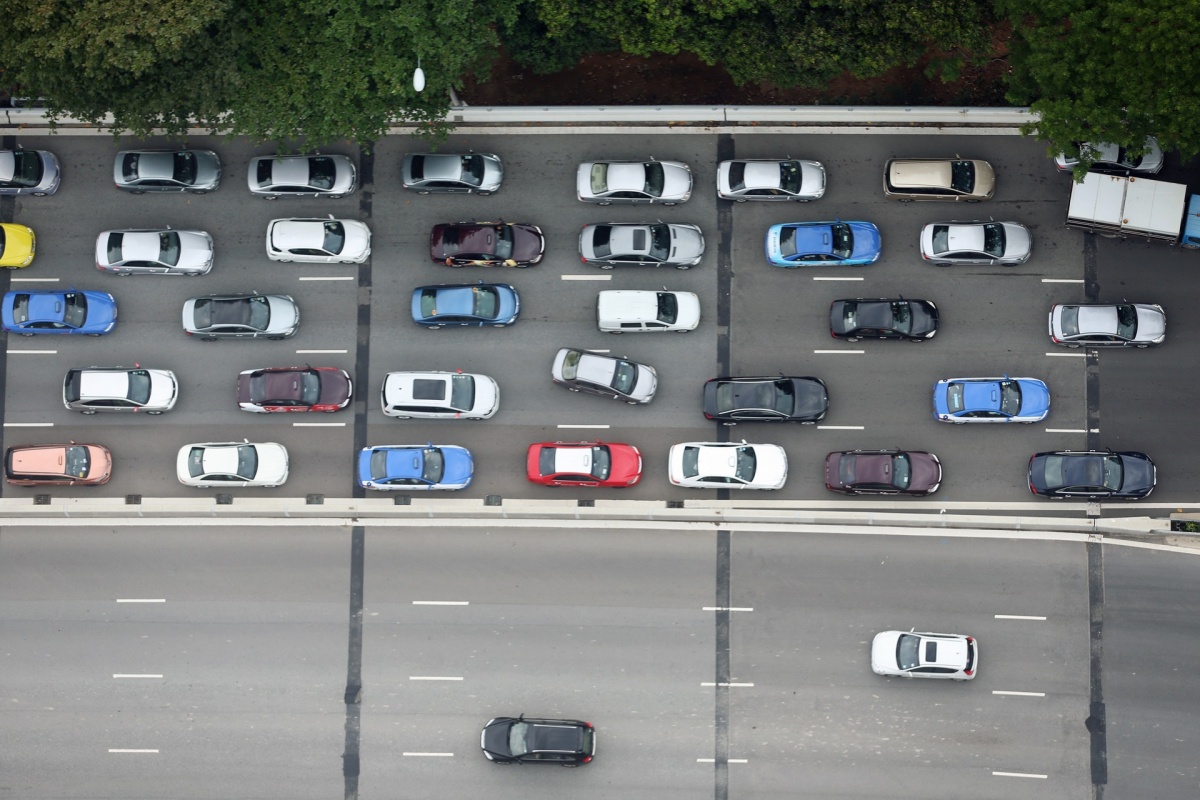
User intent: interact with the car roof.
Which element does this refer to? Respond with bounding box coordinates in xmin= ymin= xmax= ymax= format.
xmin=695 ymin=444 xmax=742 ymax=479
xmin=271 ymin=219 xmax=327 ymax=249
xmin=603 ymin=162 xmax=648 ymax=192
xmin=383 ymin=372 xmax=451 ymax=403
xmin=198 ymin=444 xmax=241 ymax=475
xmin=79 ymin=370 xmax=131 ymax=399
xmin=551 ymin=445 xmax=593 ymax=475
xmin=1076 ymin=305 xmax=1118 ymax=334
xmin=739 ymin=161 xmax=784 ymax=190
xmin=911 ymin=633 xmax=969 ymax=668
xmin=787 ymin=223 xmax=836 ymax=255
xmin=418 ymin=153 xmax=465 ymax=181
xmin=28 ymin=293 xmax=67 ymax=322
xmin=129 ymin=151 xmax=179 ymax=180
xmin=935 ymin=223 xmax=986 ymax=253
xmin=960 ymin=380 xmax=1003 ymax=412
xmin=118 ymin=230 xmax=164 ymax=260
xmin=9 ymin=445 xmax=71 ymax=475
xmin=575 ymin=352 xmax=620 ymax=384
xmin=378 ymin=447 xmax=424 ymax=479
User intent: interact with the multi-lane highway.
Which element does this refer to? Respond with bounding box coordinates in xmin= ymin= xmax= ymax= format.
xmin=5 ymin=129 xmax=1197 ymax=507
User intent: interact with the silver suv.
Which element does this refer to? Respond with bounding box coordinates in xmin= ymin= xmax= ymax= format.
xmin=63 ymin=367 xmax=178 ymax=414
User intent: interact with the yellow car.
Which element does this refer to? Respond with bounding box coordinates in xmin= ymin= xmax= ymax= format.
xmin=0 ymin=223 xmax=36 ymax=268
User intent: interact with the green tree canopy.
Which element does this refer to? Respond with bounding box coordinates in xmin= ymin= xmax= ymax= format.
xmin=1000 ymin=0 xmax=1200 ymax=172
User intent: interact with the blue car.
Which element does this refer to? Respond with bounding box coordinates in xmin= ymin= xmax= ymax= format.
xmin=2 ymin=289 xmax=117 ymax=336
xmin=357 ymin=444 xmax=474 ymax=491
xmin=410 ymin=281 xmax=519 ymax=328
xmin=765 ymin=221 xmax=881 ymax=267
xmin=933 ymin=376 xmax=1050 ymax=424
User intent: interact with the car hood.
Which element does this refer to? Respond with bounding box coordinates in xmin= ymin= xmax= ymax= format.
xmin=1016 ymin=379 xmax=1051 ymax=417
xmin=439 ymin=447 xmax=475 ymax=487
xmin=266 ymin=295 xmax=299 ymax=334
xmin=848 ymin=222 xmax=882 ymax=260
xmin=340 ymin=221 xmax=372 ymax=260
xmin=147 ymin=370 xmax=178 ymax=409
xmin=791 ymin=378 xmax=829 ymax=418
xmin=908 ymin=452 xmax=942 ymax=493
xmin=608 ymin=444 xmax=643 ymax=484
xmin=482 ymin=719 xmax=512 ymax=757
xmin=176 ymin=231 xmax=214 ymax=270
xmin=1135 ymin=305 xmax=1166 ymax=342
xmin=254 ymin=443 xmax=290 ymax=484
xmin=631 ymin=364 xmax=658 ymax=402
xmin=660 ymin=162 xmax=693 ymax=200
xmin=1120 ymin=454 xmax=1156 ymax=495
xmin=749 ymin=444 xmax=788 ymax=488
xmin=871 ymin=631 xmax=902 ymax=673
xmin=471 ymin=375 xmax=500 ymax=416
xmin=318 ymin=370 xmax=352 ymax=406
xmin=670 ymin=225 xmax=705 ymax=262
xmin=1001 ymin=223 xmax=1032 ymax=259
xmin=81 ymin=292 xmax=118 ymax=331
xmin=673 ymin=292 xmax=702 ymax=329
xmin=908 ymin=301 xmax=939 ymax=337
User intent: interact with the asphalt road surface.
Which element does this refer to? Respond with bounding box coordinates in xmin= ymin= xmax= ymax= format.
xmin=6 ymin=129 xmax=1196 ymax=508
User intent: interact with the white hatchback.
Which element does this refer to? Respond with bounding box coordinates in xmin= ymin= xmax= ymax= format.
xmin=266 ymin=217 xmax=371 ymax=263
xmin=380 ymin=371 xmax=499 ymax=419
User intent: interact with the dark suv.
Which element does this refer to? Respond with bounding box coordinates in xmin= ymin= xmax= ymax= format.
xmin=481 ymin=715 xmax=595 ymax=765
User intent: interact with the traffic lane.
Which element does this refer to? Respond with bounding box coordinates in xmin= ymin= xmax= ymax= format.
xmin=0 ymin=526 xmax=349 ymax=800
xmin=1104 ymin=544 xmax=1200 ymax=800
xmin=359 ymin=525 xmax=715 ymax=799
xmin=727 ymin=532 xmax=1090 ymax=796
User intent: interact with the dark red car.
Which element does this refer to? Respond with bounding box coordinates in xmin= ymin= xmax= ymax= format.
xmin=824 ymin=449 xmax=941 ymax=496
xmin=526 ymin=441 xmax=642 ymax=487
xmin=236 ymin=367 xmax=352 ymax=413
xmin=430 ymin=221 xmax=544 ymax=267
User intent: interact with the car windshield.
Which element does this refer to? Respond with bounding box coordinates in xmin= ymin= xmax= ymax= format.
xmin=656 ymin=291 xmax=678 ymax=323
xmin=896 ymin=633 xmax=921 ymax=670
xmin=950 ymin=160 xmax=975 ymax=193
xmin=308 ymin=157 xmax=336 ymax=190
xmin=648 ymin=224 xmax=671 ymax=260
xmin=449 ymin=373 xmax=475 ymax=411
xmin=643 ymin=162 xmax=665 ymax=196
xmin=235 ymin=446 xmax=259 ymax=479
xmin=62 ymin=293 xmax=88 ymax=328
xmin=173 ymin=151 xmax=197 ymax=184
xmin=473 ymin=287 xmax=499 ymax=318
xmin=1115 ymin=304 xmax=1138 ymax=339
xmin=1059 ymin=306 xmax=1080 ymax=336
xmin=589 ymin=446 xmax=612 ymax=479
xmin=779 ymin=161 xmax=802 ymax=193
xmin=830 ymin=223 xmax=853 ymax=258
xmin=6 ymin=150 xmax=43 ymax=187
xmin=493 ymin=226 xmax=514 ymax=259
xmin=246 ymin=296 xmax=271 ymax=330
xmin=461 ymin=154 xmax=484 ymax=186
xmin=322 ymin=221 xmax=346 ymax=254
xmin=560 ymin=350 xmax=582 ymax=380
xmin=421 ymin=448 xmax=445 ymax=483
xmin=63 ymin=445 xmax=90 ymax=478
xmin=890 ymin=453 xmax=912 ymax=489
xmin=127 ymin=370 xmax=152 ymax=405
xmin=159 ymin=231 xmax=181 ymax=266
xmin=982 ymin=223 xmax=1005 ymax=256
xmin=890 ymin=302 xmax=912 ymax=334
xmin=733 ymin=446 xmax=757 ymax=482
xmin=611 ymin=360 xmax=637 ymax=394
xmin=998 ymin=380 xmax=1021 ymax=415
xmin=589 ymin=163 xmax=608 ymax=193
xmin=507 ymin=721 xmax=531 ymax=757
xmin=300 ymin=370 xmax=321 ymax=405
xmin=945 ymin=384 xmax=965 ymax=413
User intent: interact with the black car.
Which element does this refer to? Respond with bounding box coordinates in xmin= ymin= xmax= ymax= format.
xmin=703 ymin=376 xmax=828 ymax=424
xmin=830 ymin=298 xmax=939 ymax=342
xmin=1028 ymin=450 xmax=1156 ymax=500
xmin=481 ymin=715 xmax=595 ymax=765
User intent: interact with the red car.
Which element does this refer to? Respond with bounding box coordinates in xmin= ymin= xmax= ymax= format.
xmin=526 ymin=441 xmax=642 ymax=487
xmin=236 ymin=367 xmax=352 ymax=413
xmin=824 ymin=449 xmax=941 ymax=496
xmin=430 ymin=221 xmax=544 ymax=267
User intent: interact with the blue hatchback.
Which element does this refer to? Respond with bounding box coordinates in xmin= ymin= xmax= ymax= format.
xmin=410 ymin=281 xmax=519 ymax=328
xmin=2 ymin=289 xmax=118 ymax=336
xmin=933 ymin=376 xmax=1051 ymax=424
xmin=357 ymin=444 xmax=474 ymax=491
xmin=765 ymin=221 xmax=881 ymax=267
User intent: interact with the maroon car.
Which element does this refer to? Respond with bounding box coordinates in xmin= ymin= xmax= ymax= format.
xmin=824 ymin=449 xmax=941 ymax=496
xmin=429 ymin=221 xmax=544 ymax=267
xmin=236 ymin=367 xmax=352 ymax=413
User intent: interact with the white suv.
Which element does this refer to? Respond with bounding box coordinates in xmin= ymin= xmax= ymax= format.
xmin=380 ymin=371 xmax=499 ymax=419
xmin=597 ymin=290 xmax=699 ymax=333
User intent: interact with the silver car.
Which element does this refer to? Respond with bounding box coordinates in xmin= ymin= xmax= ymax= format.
xmin=95 ymin=228 xmax=214 ymax=275
xmin=247 ymin=154 xmax=356 ymax=198
xmin=176 ymin=441 xmax=289 ymax=488
xmin=0 ymin=148 xmax=61 ymax=195
xmin=402 ymin=152 xmax=502 ymax=195
xmin=381 ymin=370 xmax=500 ymax=419
xmin=1054 ymin=137 xmax=1164 ymax=175
xmin=266 ymin=217 xmax=371 ymax=263
xmin=113 ymin=149 xmax=221 ymax=194
xmin=576 ymin=159 xmax=692 ymax=205
xmin=919 ymin=220 xmax=1032 ymax=266
xmin=579 ymin=222 xmax=704 ymax=269
xmin=716 ymin=159 xmax=825 ymax=202
xmin=551 ymin=347 xmax=657 ymax=404
xmin=63 ymin=367 xmax=178 ymax=414
xmin=871 ymin=630 xmax=978 ymax=680
xmin=1048 ymin=303 xmax=1166 ymax=348
xmin=182 ymin=292 xmax=299 ymax=340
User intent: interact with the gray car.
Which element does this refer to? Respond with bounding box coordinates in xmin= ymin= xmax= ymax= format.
xmin=716 ymin=159 xmax=825 ymax=202
xmin=576 ymin=159 xmax=692 ymax=205
xmin=247 ymin=154 xmax=356 ymax=199
xmin=0 ymin=148 xmax=61 ymax=196
xmin=182 ymin=292 xmax=299 ymax=340
xmin=551 ymin=347 xmax=657 ymax=404
xmin=402 ymin=152 xmax=502 ymax=195
xmin=113 ymin=150 xmax=221 ymax=194
xmin=63 ymin=367 xmax=178 ymax=414
xmin=95 ymin=228 xmax=214 ymax=275
xmin=1048 ymin=303 xmax=1165 ymax=348
xmin=919 ymin=220 xmax=1032 ymax=266
xmin=579 ymin=222 xmax=704 ymax=269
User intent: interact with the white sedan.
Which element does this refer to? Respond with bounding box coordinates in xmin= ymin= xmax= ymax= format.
xmin=176 ymin=441 xmax=289 ymax=488
xmin=716 ymin=158 xmax=825 ymax=202
xmin=95 ymin=228 xmax=213 ymax=275
xmin=667 ymin=441 xmax=788 ymax=490
xmin=266 ymin=217 xmax=371 ymax=263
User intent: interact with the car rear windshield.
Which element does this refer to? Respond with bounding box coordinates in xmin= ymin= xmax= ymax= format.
xmin=6 ymin=150 xmax=43 ymax=187
xmin=64 ymin=370 xmax=82 ymax=402
xmin=727 ymin=162 xmax=747 ymax=191
xmin=560 ymin=350 xmax=582 ymax=380
xmin=591 ymin=226 xmax=612 ymax=258
xmin=589 ymin=163 xmax=608 ymax=193
xmin=1059 ymin=306 xmax=1079 ymax=335
xmin=408 ymin=155 xmax=425 ymax=180
xmin=12 ymin=293 xmax=30 ymax=323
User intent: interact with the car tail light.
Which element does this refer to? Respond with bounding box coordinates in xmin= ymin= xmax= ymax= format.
xmin=584 ymin=722 xmax=593 ymax=728
xmin=582 ymin=755 xmax=592 ymax=763
xmin=580 ymin=256 xmax=587 ymax=263
xmin=184 ymin=330 xmax=192 ymax=336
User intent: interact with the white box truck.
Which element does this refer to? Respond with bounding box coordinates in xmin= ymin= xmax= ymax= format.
xmin=1067 ymin=172 xmax=1193 ymax=244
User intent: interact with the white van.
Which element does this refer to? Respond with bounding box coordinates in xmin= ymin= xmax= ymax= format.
xmin=596 ymin=290 xmax=700 ymax=333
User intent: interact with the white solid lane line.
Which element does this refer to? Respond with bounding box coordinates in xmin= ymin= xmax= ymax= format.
xmin=562 ymin=275 xmax=612 ymax=281
xmin=113 ymin=674 xmax=163 ymax=679
xmin=994 ymin=614 xmax=1046 ymax=620
xmin=4 ymin=422 xmax=53 ymax=427
xmin=557 ymin=424 xmax=610 ymax=429
xmin=413 ymin=601 xmax=469 ymax=606
xmin=409 ymin=676 xmax=463 ymax=681
xmin=813 ymin=349 xmax=864 ymax=355
xmin=993 ymin=690 xmax=1046 ymax=697
xmin=403 ymin=752 xmax=454 ymax=757
xmin=109 ymin=749 xmax=158 ymax=754
xmin=117 ymin=598 xmax=165 ymax=603
xmin=993 ymin=771 xmax=1048 ymax=779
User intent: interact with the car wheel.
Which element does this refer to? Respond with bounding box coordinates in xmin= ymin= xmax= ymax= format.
xmin=675 ymin=328 xmax=689 ymax=333
xmin=1068 ymin=344 xmax=1081 ymax=349
xmin=675 ymin=264 xmax=690 ymax=270
xmin=426 ymin=326 xmax=442 ymax=330
xmin=190 ymin=190 xmax=207 ymax=195
xmin=340 ymin=260 xmax=356 ymax=264
xmin=492 ymin=323 xmax=507 ymax=328
xmin=1136 ymin=344 xmax=1149 ymax=349
xmin=722 ymin=421 xmax=736 ymax=427
xmin=264 ymin=195 xmax=277 ymax=200
xmin=82 ymin=410 xmax=97 ymax=415
xmin=202 ymin=336 xmax=218 ymax=342
xmin=801 ymin=420 xmax=816 ymax=425
xmin=599 ymin=264 xmax=614 ymax=270
xmin=568 ymin=388 xmax=580 ymax=393
xmin=277 ymin=259 xmax=292 ymax=263
xmin=664 ymin=201 xmax=677 ymax=206
xmin=87 ymin=333 xmax=102 ymax=337
xmin=846 ymin=337 xmax=860 ymax=343
xmin=267 ymin=336 xmax=285 ymax=341
xmin=33 ymin=191 xmax=48 ymax=197
xmin=394 ymin=416 xmax=411 ymax=420
xmin=598 ymin=200 xmax=611 ymax=206
xmin=898 ymin=198 xmax=913 ymax=203
xmin=609 ymin=330 xmax=622 ymax=335
xmin=118 ymin=272 xmax=131 ymax=277
xmin=736 ymin=198 xmax=748 ymax=203
xmin=478 ymin=191 xmax=491 ymax=197
xmin=418 ymin=190 xmax=431 ymax=195
xmin=185 ymin=272 xmax=203 ymax=276
xmin=130 ymin=190 xmax=145 ymax=195
xmin=147 ymin=410 xmax=163 ymax=415
xmin=909 ymin=338 xmax=926 ymax=343
xmin=626 ymin=400 xmax=638 ymax=405
xmin=966 ymin=199 xmax=981 ymax=203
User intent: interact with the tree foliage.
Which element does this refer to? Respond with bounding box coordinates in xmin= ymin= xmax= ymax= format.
xmin=1000 ymin=0 xmax=1200 ymax=170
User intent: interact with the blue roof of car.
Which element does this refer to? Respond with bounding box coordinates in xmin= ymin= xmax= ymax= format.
xmin=433 ymin=286 xmax=475 ymax=317
xmin=962 ymin=381 xmax=1002 ymax=412
xmin=789 ymin=225 xmax=836 ymax=256
xmin=28 ymin=293 xmax=66 ymax=322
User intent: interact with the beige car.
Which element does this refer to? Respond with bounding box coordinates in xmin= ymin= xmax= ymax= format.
xmin=883 ymin=158 xmax=995 ymax=202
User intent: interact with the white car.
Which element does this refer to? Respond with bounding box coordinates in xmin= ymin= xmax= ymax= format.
xmin=1054 ymin=137 xmax=1163 ymax=175
xmin=247 ymin=154 xmax=356 ymax=198
xmin=576 ymin=159 xmax=692 ymax=205
xmin=918 ymin=220 xmax=1032 ymax=266
xmin=266 ymin=217 xmax=371 ymax=263
xmin=871 ymin=630 xmax=978 ymax=680
xmin=381 ymin=370 xmax=499 ymax=419
xmin=716 ymin=159 xmax=825 ymax=202
xmin=95 ymin=228 xmax=213 ymax=275
xmin=668 ymin=441 xmax=788 ymax=490
xmin=596 ymin=290 xmax=699 ymax=333
xmin=176 ymin=441 xmax=289 ymax=488
xmin=63 ymin=367 xmax=178 ymax=414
